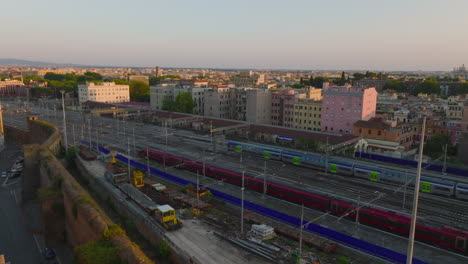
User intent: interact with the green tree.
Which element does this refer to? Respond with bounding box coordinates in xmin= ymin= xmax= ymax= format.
xmin=334 ymin=72 xmax=347 ymax=86
xmin=365 ymin=71 xmax=377 ymax=78
xmin=424 ymin=134 xmax=456 ymax=159
xmin=383 ymin=80 xmax=405 ymax=92
xmin=149 ymin=75 xmax=181 ymax=85
xmin=44 ymin=72 xmax=65 ymax=81
xmin=23 ymin=75 xmax=46 ymax=83
xmin=129 ymin=80 xmax=150 ymax=102
xmin=288 ymin=83 xmax=305 ymax=89
xmin=453 ymin=82 xmax=468 ymax=95
xmin=30 ymin=87 xmax=53 ymax=97
xmin=162 ymin=98 xmax=175 ymax=111
xmin=413 ymin=78 xmax=440 ymax=95
xmin=353 ymin=73 xmax=365 ymax=81
xmin=161 ymin=92 xmax=194 ymax=113
xmin=84 ymin=71 xmax=102 ymax=81
xmin=0 ymin=75 xmax=9 ymax=80
xmin=173 ymin=92 xmax=194 ymax=113
xmin=112 ymin=79 xmax=131 ymax=85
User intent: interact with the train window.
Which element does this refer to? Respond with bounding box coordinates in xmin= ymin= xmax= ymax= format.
xmin=434 ymin=186 xmax=450 ymax=192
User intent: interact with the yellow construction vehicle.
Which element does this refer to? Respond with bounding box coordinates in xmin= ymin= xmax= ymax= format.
xmin=133 ymin=170 xmax=144 ymax=187
xmin=109 ymin=150 xmax=117 ymax=164
xmin=155 ymin=205 xmax=182 ymax=230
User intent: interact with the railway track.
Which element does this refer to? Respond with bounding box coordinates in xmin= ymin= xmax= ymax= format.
xmin=6 ymin=107 xmax=468 ymax=228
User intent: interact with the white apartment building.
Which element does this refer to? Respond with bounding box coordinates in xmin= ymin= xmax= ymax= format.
xmin=191 ymin=87 xmax=207 ymax=115
xmin=246 ymin=89 xmax=272 ymax=124
xmin=78 ymin=82 xmax=130 ymax=104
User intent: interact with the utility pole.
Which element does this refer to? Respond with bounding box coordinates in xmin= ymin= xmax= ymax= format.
xmin=442 ymin=144 xmax=447 ymax=175
xmin=165 ymin=121 xmax=168 ymax=146
xmin=127 ymin=138 xmax=131 ymax=183
xmin=299 ymin=204 xmax=304 ymax=261
xmin=263 ymin=160 xmax=267 ymax=195
xmin=239 ymin=148 xmax=243 ymax=169
xmin=356 ymin=192 xmax=360 ymax=224
xmin=203 ymin=149 xmax=206 ymax=177
xmin=88 ymin=118 xmax=92 ymax=149
xmin=146 ymin=148 xmax=150 ymax=177
xmin=72 ymin=124 xmax=76 ymax=147
xmin=61 ymin=91 xmax=68 ymax=154
xmin=196 ymin=171 xmax=200 ymax=209
xmin=96 ymin=122 xmax=99 ymax=153
xmin=133 ymin=126 xmax=136 ymax=156
xmin=406 ymin=116 xmax=426 ymax=264
xmin=403 ymin=169 xmax=408 ymax=209
xmin=241 ymin=171 xmax=245 ymax=234
xmin=325 ymin=136 xmax=329 ymax=176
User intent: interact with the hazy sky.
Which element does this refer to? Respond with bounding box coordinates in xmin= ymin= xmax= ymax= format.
xmin=1 ymin=0 xmax=468 ymax=70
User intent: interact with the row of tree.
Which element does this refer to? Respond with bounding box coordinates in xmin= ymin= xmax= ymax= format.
xmin=21 ymin=72 xmax=153 ymax=102
xmin=149 ymin=75 xmax=181 ymax=85
xmin=424 ymin=134 xmax=457 ymax=159
xmin=383 ymin=78 xmax=468 ymax=95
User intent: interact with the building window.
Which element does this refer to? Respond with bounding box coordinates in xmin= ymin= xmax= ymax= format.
xmin=368 ymin=129 xmax=371 ymax=135
xmin=378 ymin=130 xmax=382 ymax=136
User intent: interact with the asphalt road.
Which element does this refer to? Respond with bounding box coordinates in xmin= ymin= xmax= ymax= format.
xmin=0 ymin=144 xmax=43 ymax=264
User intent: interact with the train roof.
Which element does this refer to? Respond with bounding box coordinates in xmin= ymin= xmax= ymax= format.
xmin=157 ymin=205 xmax=174 ymax=212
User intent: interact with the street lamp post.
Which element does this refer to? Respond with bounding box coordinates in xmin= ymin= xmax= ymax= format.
xmin=60 ymin=90 xmax=68 ymax=154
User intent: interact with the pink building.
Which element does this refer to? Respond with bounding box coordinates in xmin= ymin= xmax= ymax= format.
xmin=271 ymin=89 xmax=295 ymax=128
xmin=321 ymin=85 xmax=378 ymax=134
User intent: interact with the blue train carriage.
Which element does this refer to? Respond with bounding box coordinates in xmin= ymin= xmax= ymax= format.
xmin=227 ymin=141 xmax=283 ymax=160
xmin=420 ymin=177 xmax=455 ymax=197
xmin=455 ymin=183 xmax=468 ymax=200
xmin=353 ymin=165 xmax=383 ymax=182
xmin=372 ymin=166 xmax=412 ymax=185
xmin=326 ymin=161 xmax=354 ymax=175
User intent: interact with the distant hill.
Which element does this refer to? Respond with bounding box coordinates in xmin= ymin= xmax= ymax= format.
xmin=0 ymin=58 xmax=79 ymax=67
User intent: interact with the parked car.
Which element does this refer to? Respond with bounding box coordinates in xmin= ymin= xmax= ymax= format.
xmin=10 ymin=171 xmax=21 ymax=178
xmin=1 ymin=171 xmax=7 ymax=178
xmin=43 ymin=248 xmax=56 ymax=260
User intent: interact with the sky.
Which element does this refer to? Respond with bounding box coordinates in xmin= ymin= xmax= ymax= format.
xmin=1 ymin=0 xmax=468 ymax=71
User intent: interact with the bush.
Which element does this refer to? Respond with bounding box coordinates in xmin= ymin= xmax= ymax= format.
xmin=74 ymin=238 xmax=125 ymax=264
xmin=66 ymin=147 xmax=77 ymax=168
xmin=158 ymin=240 xmax=171 ymax=259
xmin=337 ymin=256 xmax=350 ymax=264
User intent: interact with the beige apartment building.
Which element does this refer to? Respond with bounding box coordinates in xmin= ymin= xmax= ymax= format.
xmin=294 ymin=99 xmax=322 ymax=131
xmin=447 ymin=102 xmax=465 ymax=120
xmin=246 ymin=89 xmax=272 ymax=124
xmin=78 ymin=82 xmax=130 ymax=104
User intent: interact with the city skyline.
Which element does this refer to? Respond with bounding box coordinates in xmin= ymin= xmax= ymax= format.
xmin=1 ymin=0 xmax=468 ymax=71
